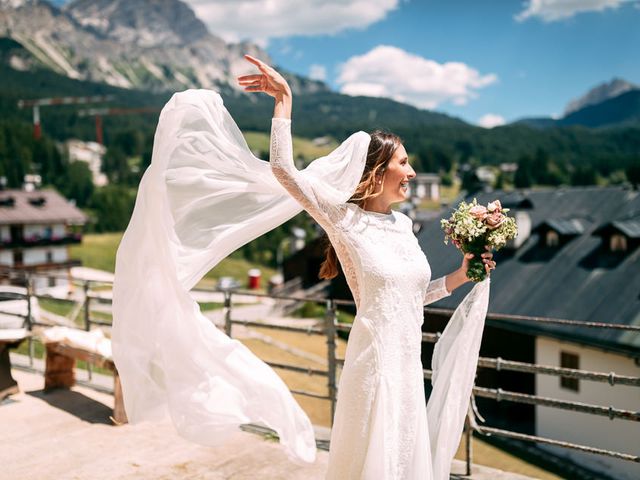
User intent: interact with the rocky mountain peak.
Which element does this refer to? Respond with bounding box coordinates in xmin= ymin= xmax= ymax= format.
xmin=564 ymin=77 xmax=639 ymax=115
xmin=65 ymin=0 xmax=210 ymax=47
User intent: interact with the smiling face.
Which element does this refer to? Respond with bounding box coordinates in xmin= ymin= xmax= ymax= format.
xmin=379 ymin=143 xmax=416 ymax=204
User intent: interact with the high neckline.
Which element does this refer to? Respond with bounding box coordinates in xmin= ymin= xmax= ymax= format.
xmin=352 ymin=203 xmax=395 ymax=218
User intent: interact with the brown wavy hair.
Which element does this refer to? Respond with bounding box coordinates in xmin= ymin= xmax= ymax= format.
xmin=318 ymin=130 xmax=403 ymax=280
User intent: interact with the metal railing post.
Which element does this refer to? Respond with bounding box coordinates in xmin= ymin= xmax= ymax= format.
xmin=26 ymin=272 xmax=34 ymax=367
xmin=325 ymin=299 xmax=338 ymax=424
xmin=465 ymin=410 xmax=473 ymax=476
xmin=83 ymin=280 xmax=92 ymax=380
xmin=224 ymin=290 xmax=232 ymax=337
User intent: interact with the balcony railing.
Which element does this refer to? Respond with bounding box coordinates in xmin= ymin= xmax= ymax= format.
xmin=0 ymin=233 xmax=82 ymax=249
xmin=3 ymin=268 xmax=639 ymax=479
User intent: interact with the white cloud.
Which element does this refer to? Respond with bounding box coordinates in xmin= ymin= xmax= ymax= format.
xmin=515 ymin=0 xmax=636 ymax=22
xmin=478 ymin=114 xmax=506 ymax=128
xmin=309 ymin=64 xmax=327 ymax=81
xmin=336 ymin=45 xmax=497 ymax=110
xmin=184 ymin=0 xmax=399 ymax=44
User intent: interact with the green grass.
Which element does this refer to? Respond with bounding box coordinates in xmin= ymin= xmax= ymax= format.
xmin=291 ymin=301 xmax=355 ymax=324
xmin=15 ymin=338 xmax=44 ymax=359
xmin=38 ymin=297 xmax=112 ymax=327
xmin=197 ymin=302 xmax=225 ymax=311
xmin=243 ymin=131 xmax=338 ymax=160
xmin=38 ymin=297 xmax=75 ymax=317
xmin=69 ymin=232 xmax=278 ymax=289
xmin=69 ymin=232 xmax=122 ymax=273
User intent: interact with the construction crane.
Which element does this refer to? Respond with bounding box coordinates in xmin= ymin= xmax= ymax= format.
xmin=17 ymin=95 xmax=114 ymax=139
xmin=77 ymin=107 xmax=160 ymax=145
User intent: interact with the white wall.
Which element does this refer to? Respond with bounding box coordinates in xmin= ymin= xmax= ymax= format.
xmin=0 ymin=226 xmax=9 ymax=242
xmin=536 ymin=336 xmax=640 ymax=480
xmin=51 ymin=247 xmax=68 ymax=262
xmin=23 ymin=247 xmax=68 ymax=266
xmin=0 ymin=251 xmax=11 ymax=265
xmin=52 ymin=225 xmax=66 ymax=238
xmin=24 ymin=249 xmax=47 ymax=265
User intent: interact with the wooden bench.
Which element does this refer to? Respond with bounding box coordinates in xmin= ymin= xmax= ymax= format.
xmin=43 ymin=336 xmax=127 ymax=425
xmin=0 ymin=329 xmax=31 ymax=400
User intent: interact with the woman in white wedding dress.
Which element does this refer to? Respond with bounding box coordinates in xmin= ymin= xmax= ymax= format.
xmin=238 ymin=55 xmax=496 ymax=479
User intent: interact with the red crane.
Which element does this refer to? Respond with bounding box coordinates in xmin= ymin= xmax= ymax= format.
xmin=77 ymin=107 xmax=160 ymax=145
xmin=17 ymin=95 xmax=114 ymax=139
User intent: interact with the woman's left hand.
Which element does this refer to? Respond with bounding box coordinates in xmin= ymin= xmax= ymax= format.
xmin=238 ymin=54 xmax=291 ymax=100
xmin=461 ymin=246 xmax=496 ymax=278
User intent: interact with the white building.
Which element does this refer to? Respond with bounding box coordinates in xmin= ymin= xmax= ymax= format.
xmin=411 ymin=173 xmax=440 ymax=201
xmin=66 ymin=139 xmax=108 ymax=187
xmin=0 ymin=189 xmax=87 ymax=293
xmin=419 ymin=187 xmax=640 ymax=480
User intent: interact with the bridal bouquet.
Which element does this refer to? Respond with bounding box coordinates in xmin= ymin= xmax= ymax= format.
xmin=441 ymin=198 xmax=518 ymax=282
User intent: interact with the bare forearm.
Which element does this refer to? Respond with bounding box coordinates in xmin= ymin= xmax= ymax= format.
xmin=273 ymin=91 xmax=292 ymax=119
xmin=445 ymin=268 xmax=470 ymax=293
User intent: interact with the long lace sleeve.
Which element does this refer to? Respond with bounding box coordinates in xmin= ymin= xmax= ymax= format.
xmin=424 ymin=275 xmax=451 ymax=305
xmin=270 ymin=117 xmax=346 ymax=229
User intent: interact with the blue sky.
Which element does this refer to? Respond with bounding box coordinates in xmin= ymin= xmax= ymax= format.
xmin=184 ymin=0 xmax=639 ymax=126
xmin=52 ymin=0 xmax=640 ymax=126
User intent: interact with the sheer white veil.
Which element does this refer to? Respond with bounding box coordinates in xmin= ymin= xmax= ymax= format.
xmin=111 ymin=89 xmax=371 ymax=463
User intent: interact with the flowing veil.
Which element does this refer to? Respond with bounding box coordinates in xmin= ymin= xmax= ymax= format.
xmin=112 ymin=88 xmax=491 ymax=475
xmin=111 ymin=89 xmax=371 ymax=463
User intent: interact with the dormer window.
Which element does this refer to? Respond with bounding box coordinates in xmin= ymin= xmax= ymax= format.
xmin=610 ymin=234 xmax=627 ymax=252
xmin=546 ymin=230 xmax=559 ymax=247
xmin=28 ymin=196 xmax=46 ymax=207
xmin=0 ymin=196 xmax=15 ymax=207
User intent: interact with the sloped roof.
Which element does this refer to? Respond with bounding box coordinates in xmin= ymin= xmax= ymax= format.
xmin=418 ymin=186 xmax=640 ymax=355
xmin=594 ymin=217 xmax=640 ymax=238
xmin=0 ymin=189 xmax=87 ymax=225
xmin=536 ymin=218 xmax=586 ymax=236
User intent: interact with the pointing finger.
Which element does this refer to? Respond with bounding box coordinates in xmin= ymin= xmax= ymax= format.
xmin=244 ymin=54 xmax=267 ymax=70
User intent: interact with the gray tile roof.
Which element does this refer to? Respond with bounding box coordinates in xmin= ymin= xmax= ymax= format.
xmin=0 ymin=189 xmax=87 ymax=225
xmin=538 ymin=218 xmax=586 ymax=236
xmin=593 ymin=217 xmax=640 ymax=238
xmin=418 ymin=186 xmax=640 ymax=355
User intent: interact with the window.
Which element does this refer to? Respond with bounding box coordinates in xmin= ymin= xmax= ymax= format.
xmin=610 ymin=234 xmax=627 ymax=252
xmin=46 ymin=251 xmax=53 ymax=263
xmin=560 ymin=351 xmax=579 ymax=392
xmin=546 ymin=230 xmax=559 ymax=247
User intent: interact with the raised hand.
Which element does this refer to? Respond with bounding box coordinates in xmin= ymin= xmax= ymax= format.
xmin=238 ymin=54 xmax=291 ymax=100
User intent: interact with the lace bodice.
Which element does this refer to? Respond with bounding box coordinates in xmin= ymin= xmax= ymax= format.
xmin=270 ymin=117 xmax=451 ymax=310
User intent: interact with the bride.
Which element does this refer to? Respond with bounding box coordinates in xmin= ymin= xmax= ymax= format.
xmin=237 ymin=55 xmax=495 ymax=479
xmin=112 ymin=52 xmax=494 ymax=480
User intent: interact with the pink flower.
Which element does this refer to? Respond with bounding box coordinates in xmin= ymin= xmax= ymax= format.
xmin=487 ymin=200 xmax=502 ymax=213
xmin=485 ymin=211 xmax=506 ymax=229
xmin=469 ymin=205 xmax=488 ymax=220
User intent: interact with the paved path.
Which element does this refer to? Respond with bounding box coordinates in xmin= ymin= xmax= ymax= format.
xmin=2 ymin=366 xmax=537 ymax=479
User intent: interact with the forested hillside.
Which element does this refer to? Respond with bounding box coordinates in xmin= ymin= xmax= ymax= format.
xmin=1 ymin=37 xmax=639 ymax=247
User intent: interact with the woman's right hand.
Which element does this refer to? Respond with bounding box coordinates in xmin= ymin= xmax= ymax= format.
xmin=238 ymin=54 xmax=292 ymax=101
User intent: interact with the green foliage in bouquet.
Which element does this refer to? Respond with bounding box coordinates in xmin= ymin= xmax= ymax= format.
xmin=440 ymin=198 xmax=518 ymax=282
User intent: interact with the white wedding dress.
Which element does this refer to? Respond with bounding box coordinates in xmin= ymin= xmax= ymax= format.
xmin=112 ymin=89 xmax=490 ymax=479
xmin=269 ymin=118 xmax=490 ymax=479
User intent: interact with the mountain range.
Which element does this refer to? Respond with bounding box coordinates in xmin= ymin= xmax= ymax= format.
xmin=516 ymin=78 xmax=640 ymax=129
xmin=0 ymin=0 xmax=638 ymax=131
xmin=0 ymin=0 xmax=327 ymax=95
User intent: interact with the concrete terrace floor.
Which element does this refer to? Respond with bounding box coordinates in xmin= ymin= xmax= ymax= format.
xmin=2 ymin=365 xmax=537 ymax=480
